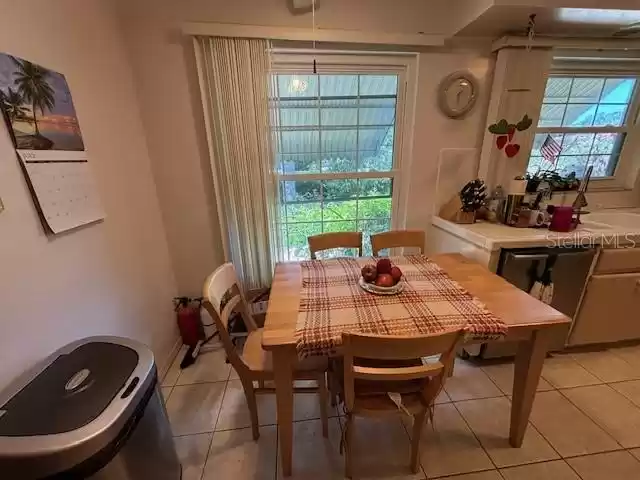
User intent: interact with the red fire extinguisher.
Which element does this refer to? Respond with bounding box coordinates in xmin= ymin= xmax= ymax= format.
xmin=174 ymin=297 xmax=204 ymax=347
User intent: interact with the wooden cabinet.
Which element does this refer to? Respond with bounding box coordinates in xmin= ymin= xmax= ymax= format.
xmin=569 ymin=272 xmax=640 ymax=346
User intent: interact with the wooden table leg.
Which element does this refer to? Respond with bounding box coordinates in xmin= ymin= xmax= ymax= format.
xmin=510 ymin=328 xmax=551 ymax=447
xmin=273 ymin=345 xmax=295 ymax=477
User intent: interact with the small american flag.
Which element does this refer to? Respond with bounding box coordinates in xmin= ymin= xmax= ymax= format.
xmin=541 ymin=134 xmax=562 ymax=164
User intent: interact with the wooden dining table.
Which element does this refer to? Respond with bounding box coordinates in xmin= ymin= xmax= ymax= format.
xmin=262 ymin=253 xmax=570 ymax=477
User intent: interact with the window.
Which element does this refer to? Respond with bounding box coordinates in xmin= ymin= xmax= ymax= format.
xmin=270 ymin=64 xmax=408 ymax=260
xmin=527 ymin=75 xmax=639 ymax=179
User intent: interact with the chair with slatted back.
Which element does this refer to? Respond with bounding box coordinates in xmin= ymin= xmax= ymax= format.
xmin=370 ymin=230 xmax=426 ymax=256
xmin=202 ymin=263 xmax=330 ymax=440
xmin=308 ymin=232 xmax=363 ymax=259
xmin=335 ymin=329 xmax=463 ymax=478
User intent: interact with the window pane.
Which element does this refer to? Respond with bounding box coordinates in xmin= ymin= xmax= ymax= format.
xmin=277 ymin=74 xmax=318 ymax=98
xmin=561 ymin=134 xmax=594 ymax=155
xmin=592 ymin=132 xmax=623 ymax=154
xmin=321 ymin=154 xmax=357 ymax=173
xmin=322 ymin=179 xmax=357 ymax=201
xmin=322 ymin=128 xmax=357 ymax=154
xmin=359 ymin=178 xmax=392 ymax=198
xmin=563 ymin=104 xmax=596 ymax=126
xmin=593 ymin=104 xmax=628 ymax=127
xmin=555 ymin=155 xmax=590 ymax=176
xmin=358 ymin=218 xmax=391 ymax=256
xmin=286 ymin=222 xmax=322 ymax=259
xmin=280 ymin=153 xmax=320 ymax=174
xmin=321 ymin=108 xmax=357 ymax=125
xmin=280 ymin=130 xmax=319 ymax=154
xmin=279 ymin=108 xmax=318 ymax=127
xmin=323 ymin=201 xmax=357 ymax=221
xmin=359 ymin=75 xmax=398 ymax=96
xmin=539 ymin=104 xmax=566 ymax=127
xmin=569 ymin=78 xmax=604 ymax=103
xmin=589 ymin=154 xmax=618 ymax=177
xmin=320 ymin=75 xmax=358 ymax=97
xmin=544 ymin=77 xmax=572 ymax=103
xmin=601 ymin=78 xmax=636 ymax=103
xmin=359 ymin=126 xmax=394 ymax=172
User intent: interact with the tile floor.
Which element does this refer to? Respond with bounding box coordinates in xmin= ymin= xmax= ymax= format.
xmin=160 ymin=343 xmax=640 ymax=479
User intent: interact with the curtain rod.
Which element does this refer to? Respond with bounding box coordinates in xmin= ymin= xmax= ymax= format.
xmin=267 ymin=48 xmax=417 ymax=56
xmin=182 ymin=21 xmax=445 ymax=47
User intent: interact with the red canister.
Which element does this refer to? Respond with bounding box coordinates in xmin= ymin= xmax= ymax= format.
xmin=549 ymin=206 xmax=575 ymax=232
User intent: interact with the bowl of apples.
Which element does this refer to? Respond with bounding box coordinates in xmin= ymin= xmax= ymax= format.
xmin=359 ymin=259 xmax=404 ymax=295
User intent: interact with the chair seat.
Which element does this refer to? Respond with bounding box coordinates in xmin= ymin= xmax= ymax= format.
xmin=242 ymin=328 xmax=328 ymax=375
xmin=332 ymin=357 xmax=432 ymax=415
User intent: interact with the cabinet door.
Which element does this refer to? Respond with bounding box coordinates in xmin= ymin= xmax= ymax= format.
xmin=569 ymin=273 xmax=640 ymax=346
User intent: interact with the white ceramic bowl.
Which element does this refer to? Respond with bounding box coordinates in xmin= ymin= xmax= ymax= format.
xmin=358 ymin=276 xmax=404 ymax=295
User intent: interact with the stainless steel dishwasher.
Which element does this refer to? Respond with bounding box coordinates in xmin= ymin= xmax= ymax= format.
xmin=477 ymin=246 xmax=596 ymax=359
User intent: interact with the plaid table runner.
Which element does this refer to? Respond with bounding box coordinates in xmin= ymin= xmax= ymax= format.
xmin=296 ymin=255 xmax=507 ymax=358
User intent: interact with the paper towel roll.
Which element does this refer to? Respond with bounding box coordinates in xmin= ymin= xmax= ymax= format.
xmin=508 ymin=179 xmax=527 ymax=195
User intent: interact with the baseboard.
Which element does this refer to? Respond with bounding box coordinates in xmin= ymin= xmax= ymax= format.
xmin=158 ymin=336 xmax=182 ymax=381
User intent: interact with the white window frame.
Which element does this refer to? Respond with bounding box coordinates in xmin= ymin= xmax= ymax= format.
xmin=531 ymin=68 xmax=640 ymax=191
xmin=269 ymin=51 xmax=418 ymax=248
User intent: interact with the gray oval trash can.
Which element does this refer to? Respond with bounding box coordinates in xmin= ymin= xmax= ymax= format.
xmin=0 ymin=336 xmax=181 ymax=480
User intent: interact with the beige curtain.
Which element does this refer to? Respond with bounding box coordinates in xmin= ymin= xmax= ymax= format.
xmin=194 ymin=36 xmax=279 ymax=290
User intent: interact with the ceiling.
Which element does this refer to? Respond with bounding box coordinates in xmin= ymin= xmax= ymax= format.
xmin=452 ymin=2 xmax=640 ymax=38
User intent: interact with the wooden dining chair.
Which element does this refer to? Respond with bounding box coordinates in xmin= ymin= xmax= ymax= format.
xmin=335 ymin=329 xmax=463 ymax=478
xmin=308 ymin=232 xmax=363 ymax=259
xmin=202 ymin=263 xmax=330 ymax=439
xmin=371 ymin=230 xmax=426 ymax=256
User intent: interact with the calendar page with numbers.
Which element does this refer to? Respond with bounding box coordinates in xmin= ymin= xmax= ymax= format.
xmin=18 ymin=150 xmax=104 ymax=233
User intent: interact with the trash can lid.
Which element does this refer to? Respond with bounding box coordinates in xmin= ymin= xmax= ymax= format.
xmin=0 ymin=342 xmax=139 ymax=436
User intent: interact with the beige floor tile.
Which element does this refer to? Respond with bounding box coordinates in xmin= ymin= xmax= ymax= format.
xmin=481 ymin=362 xmax=553 ymax=395
xmin=567 ymin=450 xmax=640 ymax=480
xmin=162 ymin=345 xmax=187 ymax=387
xmin=541 ymin=355 xmax=602 ymax=389
xmin=609 ymin=344 xmax=640 ymax=369
xmin=216 ymin=379 xmax=338 ymax=431
xmin=630 ymin=448 xmax=640 ymax=461
xmin=610 ymin=380 xmax=640 ymax=407
xmin=173 ymin=433 xmax=212 ymax=480
xmin=434 ymin=389 xmax=451 ymax=404
xmin=570 ymin=350 xmax=640 ymax=383
xmin=433 ymin=472 xmax=502 ymax=480
xmin=175 ymin=348 xmax=232 ymax=385
xmin=417 ymin=403 xmax=493 ymax=478
xmin=202 ymin=426 xmax=277 ymax=480
xmin=528 ymin=390 xmax=620 ymax=457
xmin=500 ymin=460 xmax=580 ymax=480
xmin=561 ymin=385 xmax=640 ymax=448
xmin=455 ymin=397 xmax=558 ymax=468
xmin=277 ymin=418 xmax=344 ymax=479
xmin=166 ymin=382 xmax=226 ymax=436
xmin=161 ymin=386 xmax=172 ymax=404
xmin=345 ymin=417 xmax=426 ymax=479
xmin=444 ymin=360 xmax=503 ymax=402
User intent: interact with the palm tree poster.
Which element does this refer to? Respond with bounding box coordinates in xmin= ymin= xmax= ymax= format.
xmin=0 ymin=53 xmax=104 ymax=234
xmin=0 ymin=53 xmax=84 ymax=151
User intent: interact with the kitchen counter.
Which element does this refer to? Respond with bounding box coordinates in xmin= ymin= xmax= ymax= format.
xmin=431 ymin=209 xmax=640 ymax=252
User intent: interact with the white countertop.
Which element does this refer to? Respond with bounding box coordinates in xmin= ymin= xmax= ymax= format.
xmin=432 ymin=209 xmax=640 ymax=252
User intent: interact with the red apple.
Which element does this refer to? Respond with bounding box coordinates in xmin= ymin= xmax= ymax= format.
xmin=375 ymin=274 xmax=394 ymax=288
xmin=390 ymin=266 xmax=403 ymax=284
xmin=361 ymin=264 xmax=377 ymax=283
xmin=376 ymin=258 xmax=392 ymax=274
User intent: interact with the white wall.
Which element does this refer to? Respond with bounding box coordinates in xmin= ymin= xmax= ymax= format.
xmin=0 ymin=0 xmax=178 ymax=388
xmin=113 ymin=0 xmax=493 ymax=293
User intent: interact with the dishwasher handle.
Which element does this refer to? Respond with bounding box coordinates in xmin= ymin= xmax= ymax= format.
xmin=507 ymin=253 xmax=549 ymax=261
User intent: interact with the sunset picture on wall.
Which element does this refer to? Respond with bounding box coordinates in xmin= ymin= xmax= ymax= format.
xmin=0 ymin=53 xmax=85 ymax=151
